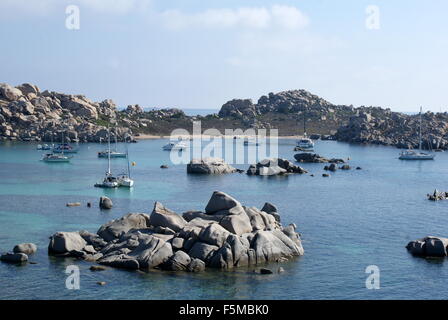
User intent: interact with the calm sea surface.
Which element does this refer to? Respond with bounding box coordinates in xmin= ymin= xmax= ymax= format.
xmin=1 ymin=139 xmax=448 ymax=300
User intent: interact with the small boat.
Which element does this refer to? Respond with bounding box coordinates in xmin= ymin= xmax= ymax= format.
xmin=98 ymin=151 xmax=127 ymax=158
xmin=117 ymin=139 xmax=134 ymax=187
xmin=41 ymin=153 xmax=71 ymax=163
xmin=296 ymin=111 xmax=315 ymax=149
xmin=53 ymin=143 xmax=78 ymax=154
xmin=98 ymin=127 xmax=127 ymax=158
xmin=399 ymin=107 xmax=435 ymax=161
xmin=41 ymin=132 xmax=71 ymax=162
xmin=399 ymin=150 xmax=435 ymax=160
xmin=243 ymin=139 xmax=260 ymax=146
xmin=296 ymin=137 xmax=314 ymax=149
xmin=118 ymin=174 xmax=134 ymax=187
xmin=95 ymin=128 xmax=119 ymax=188
xmin=94 ymin=173 xmax=119 ymax=188
xmin=163 ymin=141 xmax=188 ymax=151
xmin=37 ymin=144 xmax=52 ymax=150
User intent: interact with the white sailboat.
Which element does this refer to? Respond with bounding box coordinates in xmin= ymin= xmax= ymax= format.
xmin=117 ymin=138 xmax=134 ymax=187
xmin=41 ymin=132 xmax=72 ymax=163
xmin=296 ymin=111 xmax=314 ymax=149
xmin=95 ymin=128 xmax=119 ymax=188
xmin=163 ymin=141 xmax=188 ymax=151
xmin=98 ymin=127 xmax=126 ymax=158
xmin=399 ymin=107 xmax=435 ymax=160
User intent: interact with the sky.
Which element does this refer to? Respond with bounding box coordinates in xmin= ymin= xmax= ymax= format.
xmin=0 ymin=0 xmax=447 ymax=112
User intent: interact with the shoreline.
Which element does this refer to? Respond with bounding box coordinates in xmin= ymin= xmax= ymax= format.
xmin=135 ymin=134 xmax=305 ymax=140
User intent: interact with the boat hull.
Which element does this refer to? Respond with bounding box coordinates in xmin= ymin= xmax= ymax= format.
xmin=98 ymin=152 xmax=127 ymax=158
xmin=42 ymin=158 xmax=71 ymax=163
xmin=119 ymin=179 xmax=134 ymax=187
xmin=399 ymin=155 xmax=435 ymax=160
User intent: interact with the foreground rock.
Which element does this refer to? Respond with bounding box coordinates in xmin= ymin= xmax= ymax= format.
xmin=294 ymin=153 xmax=345 ymax=164
xmin=406 ymin=236 xmax=448 ymax=257
xmin=99 ymin=197 xmax=113 ymax=209
xmin=13 ymin=243 xmax=37 ymax=255
xmin=247 ymin=158 xmax=307 ymax=176
xmin=1 ymin=252 xmax=28 ymax=263
xmin=187 ymin=158 xmax=237 ymax=174
xmin=48 ymin=191 xmax=304 ymax=273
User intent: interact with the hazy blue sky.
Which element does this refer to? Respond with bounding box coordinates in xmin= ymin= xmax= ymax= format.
xmin=0 ymin=0 xmax=447 ymax=112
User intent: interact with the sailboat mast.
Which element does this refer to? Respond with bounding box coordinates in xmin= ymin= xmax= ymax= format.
xmin=125 ymin=136 xmax=131 ymax=179
xmin=303 ymin=113 xmax=306 ymax=137
xmin=61 ymin=131 xmax=64 ymax=156
xmin=107 ymin=127 xmax=111 ymax=175
xmin=419 ymin=106 xmax=422 ymax=151
xmin=114 ymin=126 xmax=118 ymax=152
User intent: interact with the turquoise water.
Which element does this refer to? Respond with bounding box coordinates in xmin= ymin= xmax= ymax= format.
xmin=1 ymin=139 xmax=448 ymax=300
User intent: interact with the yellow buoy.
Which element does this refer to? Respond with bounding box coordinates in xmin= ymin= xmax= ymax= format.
xmin=132 ymin=162 xmax=136 ymax=166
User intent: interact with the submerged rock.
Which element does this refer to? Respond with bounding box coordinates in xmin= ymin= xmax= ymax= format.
xmin=0 ymin=252 xmax=28 ymax=263
xmin=66 ymin=202 xmax=81 ymax=207
xmin=324 ymin=163 xmax=337 ymax=172
xmin=294 ymin=153 xmax=345 ymax=164
xmin=187 ymin=158 xmax=237 ymax=174
xmin=13 ymin=243 xmax=37 ymax=255
xmin=259 ymin=268 xmax=273 ymax=275
xmin=47 ymin=191 xmax=304 ymax=274
xmin=99 ymin=197 xmax=113 ymax=210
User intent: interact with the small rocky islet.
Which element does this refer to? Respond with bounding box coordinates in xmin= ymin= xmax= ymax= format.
xmin=406 ymin=237 xmax=448 ymax=258
xmin=41 ymin=191 xmax=304 ymax=273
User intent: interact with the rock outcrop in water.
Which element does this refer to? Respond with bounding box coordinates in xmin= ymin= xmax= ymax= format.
xmin=247 ymin=158 xmax=307 ymax=176
xmin=187 ymin=158 xmax=237 ymax=174
xmin=0 ymin=242 xmax=37 ymax=263
xmin=47 ymin=191 xmax=304 ymax=272
xmin=294 ymin=153 xmax=346 ymax=164
xmin=406 ymin=236 xmax=448 ymax=257
xmin=427 ymin=190 xmax=448 ymax=201
xmin=335 ymin=108 xmax=448 ymax=150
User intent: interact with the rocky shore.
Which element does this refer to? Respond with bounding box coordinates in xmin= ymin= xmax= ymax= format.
xmin=335 ymin=108 xmax=448 ymax=150
xmin=44 ymin=191 xmax=304 ymax=273
xmin=2 ymin=81 xmax=446 ymax=149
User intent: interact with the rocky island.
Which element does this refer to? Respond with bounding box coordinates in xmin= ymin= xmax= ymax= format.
xmin=2 ymin=81 xmax=447 ymax=150
xmin=45 ymin=191 xmax=304 ymax=273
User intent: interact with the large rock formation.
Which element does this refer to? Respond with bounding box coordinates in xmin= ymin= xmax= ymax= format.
xmin=47 ymin=191 xmax=304 ymax=273
xmin=335 ymin=108 xmax=448 ymax=150
xmin=0 ymin=82 xmax=190 ymax=142
xmin=5 ymin=81 xmax=442 ymax=146
xmin=187 ymin=158 xmax=237 ymax=174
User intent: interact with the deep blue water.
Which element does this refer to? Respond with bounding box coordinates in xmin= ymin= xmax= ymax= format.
xmin=1 ymin=139 xmax=448 ymax=300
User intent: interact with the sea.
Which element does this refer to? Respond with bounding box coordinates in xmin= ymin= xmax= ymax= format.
xmin=1 ymin=138 xmax=448 ymax=300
